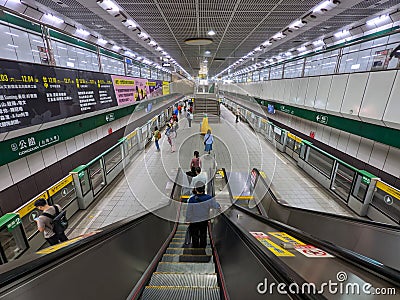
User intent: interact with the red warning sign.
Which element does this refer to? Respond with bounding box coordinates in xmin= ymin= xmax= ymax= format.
xmin=294 ymin=245 xmax=334 ymax=258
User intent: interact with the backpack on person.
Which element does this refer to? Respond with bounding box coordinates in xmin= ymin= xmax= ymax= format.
xmin=42 ymin=205 xmax=68 ymax=235
xmin=157 ymin=131 xmax=161 ymax=139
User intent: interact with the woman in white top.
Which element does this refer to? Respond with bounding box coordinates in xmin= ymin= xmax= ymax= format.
xmin=204 ymin=129 xmax=214 ymax=154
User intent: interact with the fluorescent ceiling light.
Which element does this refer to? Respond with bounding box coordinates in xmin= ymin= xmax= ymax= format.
xmin=76 ymin=28 xmax=90 ymax=36
xmin=313 ymin=1 xmax=333 ymax=13
xmin=98 ymin=0 xmax=119 ymax=13
xmin=351 ymin=64 xmax=360 ymax=70
xmin=289 ymin=20 xmax=304 ymax=29
xmin=334 ymin=30 xmax=349 ymax=38
xmin=112 ymin=45 xmax=120 ymax=51
xmin=207 ymin=30 xmax=216 ymax=36
xmin=44 ymin=14 xmax=64 ymax=24
xmin=366 ymin=15 xmax=389 ymax=26
xmin=139 ymin=32 xmax=149 ymax=40
xmin=156 ymin=46 xmax=163 ymax=51
xmin=205 ymin=50 xmax=211 ymax=55
xmin=313 ymin=39 xmax=324 ymax=46
xmin=285 ymin=52 xmax=292 ymax=56
xmin=297 ymin=46 xmax=307 ymax=52
xmin=149 ymin=40 xmax=157 ymax=46
xmin=7 ymin=44 xmax=18 ymax=48
xmin=123 ymin=19 xmax=137 ymax=28
xmin=98 ymin=38 xmax=108 ymax=45
xmin=254 ymin=47 xmax=262 ymax=52
xmin=272 ymin=32 xmax=285 ymax=40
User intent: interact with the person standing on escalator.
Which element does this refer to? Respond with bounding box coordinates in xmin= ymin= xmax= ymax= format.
xmin=186 ymin=182 xmax=220 ymax=248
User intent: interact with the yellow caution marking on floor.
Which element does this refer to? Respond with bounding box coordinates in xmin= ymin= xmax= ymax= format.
xmin=259 ymin=171 xmax=266 ymax=178
xmin=268 ymin=232 xmax=306 ymax=246
xmin=250 ymin=231 xmax=295 ymax=257
xmin=233 ymin=196 xmax=254 ymax=200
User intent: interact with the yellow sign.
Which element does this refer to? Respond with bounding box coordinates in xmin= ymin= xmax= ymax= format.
xmin=217 ymin=170 xmax=225 ymax=178
xmin=259 ymin=171 xmax=266 ymax=179
xmin=36 ymin=230 xmax=101 ymax=254
xmin=268 ymin=232 xmax=306 ymax=246
xmin=146 ymin=81 xmax=156 ymax=86
xmin=250 ymin=232 xmax=294 ymax=257
xmin=114 ymin=79 xmax=135 ymax=85
xmin=18 ymin=192 xmax=49 ymax=218
xmin=376 ymin=181 xmax=400 ymax=200
xmin=126 ymin=130 xmax=137 ymax=140
xmin=162 ymin=81 xmax=170 ymax=95
xmin=287 ymin=132 xmax=302 ymax=143
xmin=201 ymin=116 xmax=211 ymax=134
xmin=48 ymin=175 xmax=73 ymax=197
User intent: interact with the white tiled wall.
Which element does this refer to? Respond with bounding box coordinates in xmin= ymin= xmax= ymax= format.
xmin=222 ymin=69 xmax=400 ymax=128
xmin=221 ymin=70 xmax=400 ymax=179
xmin=263 ymin=111 xmax=397 ymax=178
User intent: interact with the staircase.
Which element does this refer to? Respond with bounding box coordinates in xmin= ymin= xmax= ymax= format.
xmin=141 ymin=223 xmax=220 ymax=300
xmin=193 ymin=98 xmax=220 ymax=123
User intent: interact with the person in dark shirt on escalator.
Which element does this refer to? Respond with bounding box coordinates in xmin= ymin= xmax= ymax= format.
xmin=185 ymin=182 xmax=220 ymax=248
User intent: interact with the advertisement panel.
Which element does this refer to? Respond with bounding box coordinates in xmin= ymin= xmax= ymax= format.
xmin=0 ymin=59 xmax=117 ymax=133
xmin=147 ymin=80 xmax=163 ymax=98
xmin=162 ymin=81 xmax=170 ymax=95
xmin=111 ymin=75 xmax=149 ymax=105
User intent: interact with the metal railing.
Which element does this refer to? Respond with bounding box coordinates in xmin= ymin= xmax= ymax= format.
xmin=0 ymin=95 xmax=181 ymax=263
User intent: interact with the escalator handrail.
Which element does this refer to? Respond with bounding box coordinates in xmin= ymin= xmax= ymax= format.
xmin=0 ymin=169 xmax=183 ymax=289
xmin=222 ymin=169 xmax=400 ymax=288
xmin=128 ymin=168 xmax=184 ymax=299
xmin=252 ymin=168 xmax=400 ymax=230
xmin=220 ymin=169 xmax=324 ymax=299
xmin=218 ymin=210 xmax=324 ymax=300
xmin=233 ymin=203 xmax=400 ymax=288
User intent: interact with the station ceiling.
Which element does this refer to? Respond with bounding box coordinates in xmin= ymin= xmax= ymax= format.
xmin=32 ymin=0 xmax=400 ymax=77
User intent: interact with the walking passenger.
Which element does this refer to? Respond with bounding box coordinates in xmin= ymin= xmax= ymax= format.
xmin=235 ymin=108 xmax=240 ymax=123
xmin=153 ymin=126 xmax=161 ymax=151
xmin=204 ymin=129 xmax=214 ymax=154
xmin=186 ymin=182 xmax=220 ymax=248
xmin=169 ymin=123 xmax=177 ymax=153
xmin=34 ymin=198 xmax=68 ymax=246
xmin=187 ymin=110 xmax=193 ymax=128
xmin=186 ymin=151 xmax=201 ymax=177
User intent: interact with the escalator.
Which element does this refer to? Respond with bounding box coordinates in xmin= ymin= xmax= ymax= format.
xmin=245 ymin=168 xmax=400 ymax=272
xmin=1 ymin=169 xmax=400 ymax=299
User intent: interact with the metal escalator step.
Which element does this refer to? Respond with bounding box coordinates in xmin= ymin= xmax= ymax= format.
xmin=177 ymin=225 xmax=189 ymax=230
xmin=156 ymin=262 xmax=215 ymax=273
xmin=141 ymin=286 xmax=220 ymax=300
xmin=162 ymin=254 xmax=213 ymax=263
xmin=166 ymin=248 xmax=212 ymax=255
xmin=148 ymin=273 xmax=218 ymax=287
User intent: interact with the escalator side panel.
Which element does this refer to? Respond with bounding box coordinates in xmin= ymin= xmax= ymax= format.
xmin=211 ymin=216 xmax=290 ymax=300
xmin=0 ymin=214 xmax=174 ymax=300
xmin=263 ymin=192 xmax=400 ymax=271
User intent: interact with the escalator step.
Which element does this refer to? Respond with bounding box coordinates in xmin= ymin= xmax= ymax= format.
xmin=141 ymin=286 xmax=220 ymax=300
xmin=148 ymin=273 xmax=218 ymax=287
xmin=156 ymin=262 xmax=215 ymax=273
xmin=162 ymin=254 xmax=213 ymax=263
xmin=165 ymin=248 xmax=212 ymax=255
